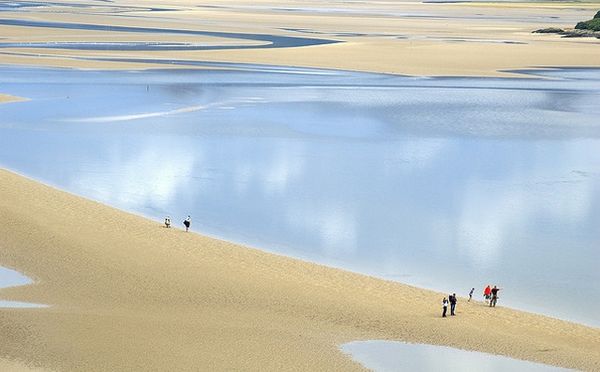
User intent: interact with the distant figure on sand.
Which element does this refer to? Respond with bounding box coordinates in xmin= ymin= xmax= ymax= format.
xmin=484 ymin=285 xmax=491 ymax=304
xmin=490 ymin=286 xmax=501 ymax=307
xmin=469 ymin=288 xmax=474 ymax=302
xmin=183 ymin=215 xmax=191 ymax=232
xmin=442 ymin=297 xmax=449 ymax=317
xmin=164 ymin=216 xmax=171 ymax=228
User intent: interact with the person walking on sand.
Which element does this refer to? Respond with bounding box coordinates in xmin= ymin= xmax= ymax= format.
xmin=449 ymin=293 xmax=457 ymax=316
xmin=442 ymin=297 xmax=449 ymax=317
xmin=164 ymin=216 xmax=171 ymax=228
xmin=183 ymin=215 xmax=191 ymax=232
xmin=468 ymin=288 xmax=474 ymax=302
xmin=484 ymin=285 xmax=491 ymax=304
xmin=490 ymin=286 xmax=501 ymax=307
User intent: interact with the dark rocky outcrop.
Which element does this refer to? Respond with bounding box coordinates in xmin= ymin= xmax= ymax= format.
xmin=532 ymin=27 xmax=564 ymax=34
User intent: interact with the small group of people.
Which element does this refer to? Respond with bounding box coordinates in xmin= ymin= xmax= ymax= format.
xmin=164 ymin=215 xmax=192 ymax=232
xmin=441 ymin=285 xmax=502 ymax=317
xmin=484 ymin=285 xmax=501 ymax=307
xmin=442 ymin=293 xmax=458 ymax=317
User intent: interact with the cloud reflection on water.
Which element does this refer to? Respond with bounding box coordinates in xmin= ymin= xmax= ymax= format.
xmin=69 ymin=137 xmax=201 ymax=214
xmin=0 ymin=66 xmax=599 ymax=326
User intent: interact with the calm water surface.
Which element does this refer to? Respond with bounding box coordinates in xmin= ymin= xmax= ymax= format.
xmin=0 ymin=65 xmax=598 ymax=326
xmin=341 ymin=341 xmax=569 ymax=371
xmin=0 ymin=266 xmax=45 ymax=308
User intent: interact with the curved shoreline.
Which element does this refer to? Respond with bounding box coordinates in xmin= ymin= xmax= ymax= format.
xmin=0 ymin=64 xmax=599 ymax=329
xmin=0 ymin=1 xmax=599 ymax=369
xmin=0 ymin=18 xmax=340 ymax=50
xmin=0 ymin=168 xmax=598 ymax=371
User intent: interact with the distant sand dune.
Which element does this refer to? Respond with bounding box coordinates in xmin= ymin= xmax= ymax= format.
xmin=0 ymin=168 xmax=599 ymax=371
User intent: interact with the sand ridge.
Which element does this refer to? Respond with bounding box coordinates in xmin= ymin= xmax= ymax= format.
xmin=0 ymin=94 xmax=27 ymax=104
xmin=0 ymin=168 xmax=599 ymax=371
xmin=0 ymin=0 xmax=598 ymax=76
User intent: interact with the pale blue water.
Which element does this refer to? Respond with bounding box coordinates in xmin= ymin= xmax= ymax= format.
xmin=341 ymin=341 xmax=570 ymax=371
xmin=0 ymin=266 xmax=30 ymax=288
xmin=0 ymin=18 xmax=339 ymax=50
xmin=0 ymin=65 xmax=598 ymax=327
xmin=0 ymin=266 xmax=45 ymax=308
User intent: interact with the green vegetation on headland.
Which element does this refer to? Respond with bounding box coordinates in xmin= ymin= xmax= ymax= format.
xmin=533 ymin=10 xmax=600 ymax=38
xmin=575 ymin=10 xmax=600 ymax=31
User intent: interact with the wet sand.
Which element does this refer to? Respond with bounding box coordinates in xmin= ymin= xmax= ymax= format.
xmin=0 ymin=168 xmax=599 ymax=371
xmin=0 ymin=0 xmax=598 ymax=76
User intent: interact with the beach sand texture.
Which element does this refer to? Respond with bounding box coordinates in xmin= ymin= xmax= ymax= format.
xmin=0 ymin=0 xmax=599 ymax=76
xmin=0 ymin=169 xmax=599 ymax=370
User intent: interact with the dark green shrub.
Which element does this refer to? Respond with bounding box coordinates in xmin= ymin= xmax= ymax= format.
xmin=575 ymin=12 xmax=600 ymax=31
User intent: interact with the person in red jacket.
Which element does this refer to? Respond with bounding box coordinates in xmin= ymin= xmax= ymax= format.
xmin=484 ymin=285 xmax=491 ymax=304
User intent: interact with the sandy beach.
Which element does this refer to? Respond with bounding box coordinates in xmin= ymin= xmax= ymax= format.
xmin=0 ymin=168 xmax=599 ymax=370
xmin=1 ymin=0 xmax=600 ymax=370
xmin=0 ymin=0 xmax=598 ymax=76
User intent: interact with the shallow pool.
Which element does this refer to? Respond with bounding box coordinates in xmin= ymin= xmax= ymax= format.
xmin=0 ymin=266 xmax=45 ymax=308
xmin=341 ymin=341 xmax=569 ymax=371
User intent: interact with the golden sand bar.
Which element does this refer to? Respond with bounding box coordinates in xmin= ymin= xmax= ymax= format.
xmin=0 ymin=94 xmax=26 ymax=104
xmin=0 ymin=0 xmax=598 ymax=76
xmin=0 ymin=168 xmax=599 ymax=371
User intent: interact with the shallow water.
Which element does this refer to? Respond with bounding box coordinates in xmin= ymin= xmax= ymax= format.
xmin=0 ymin=42 xmax=270 ymax=51
xmin=194 ymin=4 xmax=583 ymax=23
xmin=0 ymin=266 xmax=45 ymax=308
xmin=0 ymin=18 xmax=339 ymax=50
xmin=0 ymin=266 xmax=30 ymax=288
xmin=341 ymin=341 xmax=569 ymax=371
xmin=0 ymin=65 xmax=598 ymax=326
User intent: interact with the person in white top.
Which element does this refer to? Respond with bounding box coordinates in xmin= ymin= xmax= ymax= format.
xmin=164 ymin=216 xmax=171 ymax=228
xmin=442 ymin=297 xmax=449 ymax=317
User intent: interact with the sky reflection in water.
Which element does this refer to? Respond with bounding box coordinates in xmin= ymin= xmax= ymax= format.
xmin=0 ymin=66 xmax=598 ymax=326
xmin=0 ymin=266 xmax=45 ymax=308
xmin=341 ymin=341 xmax=568 ymax=371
